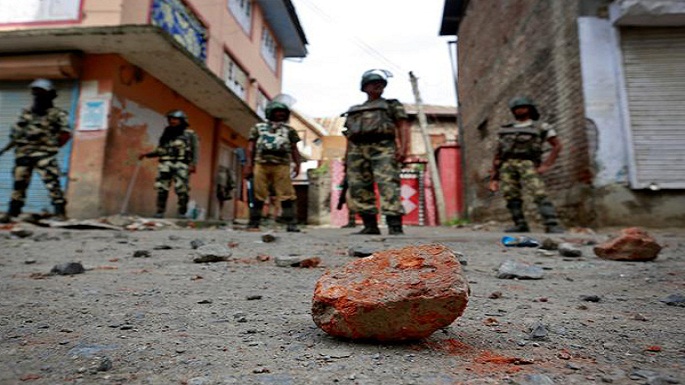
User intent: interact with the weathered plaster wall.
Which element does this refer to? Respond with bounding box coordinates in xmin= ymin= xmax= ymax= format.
xmin=66 ymin=77 xmax=112 ymax=218
xmin=578 ymin=16 xmax=629 ymax=187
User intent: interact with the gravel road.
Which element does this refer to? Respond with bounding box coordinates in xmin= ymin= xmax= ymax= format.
xmin=1 ymin=222 xmax=683 ymax=385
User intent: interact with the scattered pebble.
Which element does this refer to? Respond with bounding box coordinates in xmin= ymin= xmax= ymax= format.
xmin=261 ymin=234 xmax=276 ymax=243
xmin=132 ymin=250 xmax=151 ymax=258
xmin=50 ymin=262 xmax=85 ymax=276
xmin=558 ymin=243 xmax=582 ymax=257
xmin=660 ymin=293 xmax=685 ymax=307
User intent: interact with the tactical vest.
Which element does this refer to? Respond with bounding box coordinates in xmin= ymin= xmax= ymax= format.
xmin=497 ymin=123 xmax=547 ymax=162
xmin=343 ymin=98 xmax=397 ymax=142
xmin=12 ymin=108 xmax=67 ymax=153
xmin=160 ymin=131 xmax=195 ymax=163
xmin=255 ymin=122 xmax=291 ymax=155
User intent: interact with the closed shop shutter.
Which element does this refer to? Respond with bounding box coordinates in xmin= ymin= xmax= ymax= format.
xmin=0 ymin=81 xmax=77 ymax=213
xmin=621 ymin=27 xmax=685 ymax=189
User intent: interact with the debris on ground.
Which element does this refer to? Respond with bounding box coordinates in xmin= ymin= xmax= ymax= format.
xmin=274 ymin=256 xmax=321 ymax=268
xmin=348 ymin=246 xmax=375 ymax=258
xmin=594 ymin=227 xmax=662 ymax=261
xmin=261 ymin=233 xmax=276 ymax=243
xmin=660 ymin=293 xmax=685 ymax=307
xmin=496 ymin=260 xmax=544 ymax=280
xmin=132 ymin=250 xmax=151 ymax=258
xmin=50 ymin=262 xmax=85 ymax=275
xmin=312 ymin=244 xmax=469 ymax=341
xmin=558 ymin=242 xmax=582 ymax=257
xmin=501 ymin=236 xmax=540 ymax=247
xmin=192 ymin=244 xmax=232 ymax=263
xmin=540 ymin=238 xmax=559 ymax=250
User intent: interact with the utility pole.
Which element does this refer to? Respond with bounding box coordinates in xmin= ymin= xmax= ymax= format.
xmin=409 ymin=71 xmax=447 ymax=225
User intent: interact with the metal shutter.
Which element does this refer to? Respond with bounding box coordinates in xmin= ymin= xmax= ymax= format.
xmin=621 ymin=27 xmax=685 ymax=189
xmin=0 ymin=81 xmax=76 ymax=213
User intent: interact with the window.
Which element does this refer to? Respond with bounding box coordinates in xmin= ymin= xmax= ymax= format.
xmin=261 ymin=26 xmax=278 ymax=71
xmin=222 ymin=53 xmax=248 ymax=100
xmin=227 ymin=0 xmax=252 ymax=34
xmin=256 ymin=90 xmax=268 ymax=119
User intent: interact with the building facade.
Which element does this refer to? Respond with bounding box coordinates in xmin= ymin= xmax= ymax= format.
xmin=0 ymin=0 xmax=307 ymax=220
xmin=440 ymin=0 xmax=685 ymax=228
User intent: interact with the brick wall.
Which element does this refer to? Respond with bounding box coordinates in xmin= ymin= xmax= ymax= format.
xmin=457 ymin=0 xmax=594 ymax=227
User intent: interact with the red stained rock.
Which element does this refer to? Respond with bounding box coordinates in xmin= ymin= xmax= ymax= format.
xmin=311 ymin=244 xmax=470 ymax=342
xmin=593 ymin=227 xmax=662 ymax=261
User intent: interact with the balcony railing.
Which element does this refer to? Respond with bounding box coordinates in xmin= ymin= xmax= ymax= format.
xmin=151 ymin=0 xmax=207 ymax=62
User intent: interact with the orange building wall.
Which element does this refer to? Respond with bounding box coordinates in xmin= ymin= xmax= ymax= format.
xmin=68 ymin=54 xmax=247 ymax=218
xmin=0 ymin=0 xmax=285 ymax=109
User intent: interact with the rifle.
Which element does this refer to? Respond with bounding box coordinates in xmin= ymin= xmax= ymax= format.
xmin=246 ymin=176 xmax=255 ymax=209
xmin=336 ymin=178 xmax=348 ymax=210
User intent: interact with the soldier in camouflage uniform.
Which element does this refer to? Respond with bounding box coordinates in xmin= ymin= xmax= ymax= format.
xmin=489 ymin=97 xmax=564 ymax=233
xmin=342 ymin=69 xmax=409 ymax=235
xmin=243 ymin=101 xmax=301 ymax=232
xmin=139 ymin=110 xmax=199 ymax=218
xmin=0 ymin=79 xmax=71 ymax=223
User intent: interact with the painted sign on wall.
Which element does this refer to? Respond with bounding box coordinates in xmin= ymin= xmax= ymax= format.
xmin=0 ymin=0 xmax=82 ymax=24
xmin=151 ymin=0 xmax=207 ymax=62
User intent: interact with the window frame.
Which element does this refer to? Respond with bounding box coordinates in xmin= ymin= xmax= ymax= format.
xmin=260 ymin=25 xmax=278 ymax=72
xmin=227 ymin=0 xmax=252 ymax=35
xmin=222 ymin=51 xmax=249 ymax=100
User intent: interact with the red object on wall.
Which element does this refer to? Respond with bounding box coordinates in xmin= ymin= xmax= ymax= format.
xmin=436 ymin=143 xmax=463 ymax=220
xmin=400 ymin=171 xmax=421 ymax=225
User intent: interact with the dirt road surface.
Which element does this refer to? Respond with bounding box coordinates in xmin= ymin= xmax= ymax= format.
xmin=1 ymin=222 xmax=683 ymax=385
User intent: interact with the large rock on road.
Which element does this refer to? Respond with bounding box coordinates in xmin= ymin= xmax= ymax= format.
xmin=311 ymin=244 xmax=470 ymax=342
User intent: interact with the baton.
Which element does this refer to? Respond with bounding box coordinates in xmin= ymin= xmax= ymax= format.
xmin=120 ymin=161 xmax=142 ymax=215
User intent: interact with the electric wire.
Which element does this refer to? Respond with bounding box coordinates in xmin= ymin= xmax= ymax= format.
xmin=296 ymin=0 xmax=406 ymax=74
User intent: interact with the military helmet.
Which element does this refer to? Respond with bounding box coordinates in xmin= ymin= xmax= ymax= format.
xmin=360 ymin=69 xmax=393 ymax=91
xmin=29 ymin=78 xmax=55 ymax=92
xmin=265 ymin=101 xmax=290 ymax=120
xmin=508 ymin=96 xmax=540 ymax=120
xmin=166 ymin=109 xmax=188 ymax=120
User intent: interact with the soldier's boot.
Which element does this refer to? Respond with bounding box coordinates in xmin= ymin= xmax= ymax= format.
xmin=53 ymin=203 xmax=68 ymax=221
xmin=341 ymin=212 xmax=356 ymax=228
xmin=538 ymin=199 xmax=564 ymax=234
xmin=354 ymin=214 xmax=381 ymax=235
xmin=154 ymin=191 xmax=168 ymax=218
xmin=0 ymin=200 xmax=23 ymax=223
xmin=247 ymin=200 xmax=264 ymax=230
xmin=505 ymin=199 xmax=530 ymax=232
xmin=281 ymin=200 xmax=300 ymax=233
xmin=177 ymin=195 xmax=189 ymax=218
xmin=386 ymin=215 xmax=404 ymax=235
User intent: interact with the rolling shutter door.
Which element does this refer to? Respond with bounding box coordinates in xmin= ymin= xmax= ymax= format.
xmin=0 ymin=81 xmax=77 ymax=213
xmin=621 ymin=27 xmax=685 ymax=189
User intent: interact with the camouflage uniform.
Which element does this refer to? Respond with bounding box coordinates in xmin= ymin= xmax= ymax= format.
xmin=6 ymin=107 xmax=70 ymax=216
xmin=344 ymin=97 xmax=406 ymax=217
xmin=497 ymin=120 xmax=554 ymax=202
xmin=494 ymin=116 xmax=563 ymax=233
xmin=144 ymin=126 xmax=199 ymax=216
xmin=249 ymin=121 xmax=300 ymax=202
xmin=247 ymin=117 xmax=301 ymax=231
